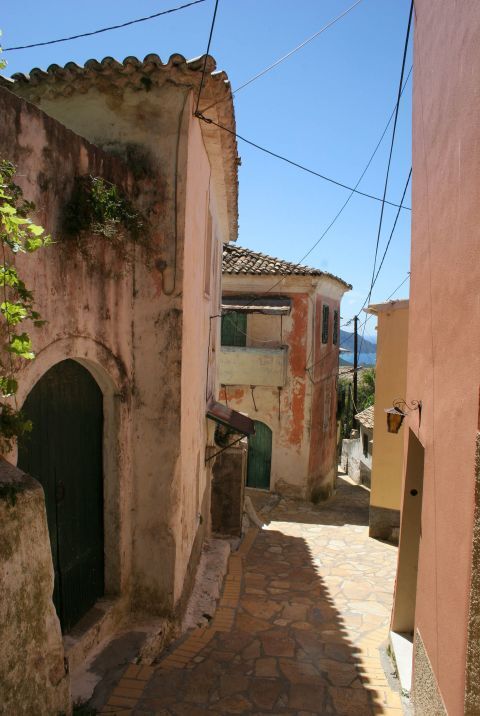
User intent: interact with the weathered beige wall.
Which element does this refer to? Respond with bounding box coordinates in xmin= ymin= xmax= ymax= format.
xmin=220 ymin=346 xmax=287 ymax=387
xmin=368 ymin=301 xmax=408 ymax=539
xmin=220 ymin=274 xmax=347 ymax=499
xmin=0 ymin=459 xmax=71 ymax=715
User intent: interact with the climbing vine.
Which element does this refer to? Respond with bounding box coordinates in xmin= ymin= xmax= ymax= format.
xmin=0 ymin=160 xmax=52 ymax=452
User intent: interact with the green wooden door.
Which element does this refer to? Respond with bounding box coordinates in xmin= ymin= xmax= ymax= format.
xmin=18 ymin=359 xmax=104 ymax=632
xmin=247 ymin=421 xmax=272 ymax=489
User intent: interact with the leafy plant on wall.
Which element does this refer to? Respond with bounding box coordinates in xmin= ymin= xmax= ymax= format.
xmin=63 ymin=175 xmax=146 ymax=274
xmin=0 ymin=159 xmax=52 ymax=452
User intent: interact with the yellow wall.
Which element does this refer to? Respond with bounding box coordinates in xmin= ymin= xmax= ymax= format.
xmin=370 ymin=301 xmax=409 ymax=511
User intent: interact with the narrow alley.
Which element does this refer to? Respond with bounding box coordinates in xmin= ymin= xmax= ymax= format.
xmin=99 ymin=475 xmax=402 ymax=715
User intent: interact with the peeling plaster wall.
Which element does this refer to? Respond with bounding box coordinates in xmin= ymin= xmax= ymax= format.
xmin=398 ymin=2 xmax=480 ymax=713
xmin=220 ymin=275 xmax=346 ymax=500
xmin=0 ymin=86 xmax=135 ymax=608
xmin=0 ymin=77 xmax=227 ymax=621
xmin=0 ymin=459 xmax=71 ymax=715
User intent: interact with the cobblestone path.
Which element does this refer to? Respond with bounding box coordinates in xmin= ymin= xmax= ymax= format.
xmin=100 ymin=476 xmax=402 ymax=715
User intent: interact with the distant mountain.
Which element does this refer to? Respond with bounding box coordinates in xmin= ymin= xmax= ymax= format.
xmin=339 ymin=329 xmax=376 ymax=366
xmin=340 ymin=329 xmax=377 ymax=355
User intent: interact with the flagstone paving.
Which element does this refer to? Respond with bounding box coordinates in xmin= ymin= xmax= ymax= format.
xmin=100 ymin=475 xmax=403 ymax=715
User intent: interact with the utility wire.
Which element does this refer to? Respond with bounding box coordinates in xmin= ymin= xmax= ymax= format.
xmin=197 ymin=114 xmax=411 ymax=211
xmin=371 ymin=168 xmax=412 ymax=290
xmin=361 ymin=0 xmax=414 ymax=312
xmin=3 ymin=0 xmax=207 ymax=52
xmin=305 ymin=271 xmax=410 ymax=374
xmin=195 ymin=0 xmax=220 ymax=115
xmin=295 ymin=67 xmax=412 ymax=267
xmin=201 ymin=0 xmax=364 ymax=114
xmin=356 ymin=0 xmax=413 ymax=358
xmin=219 ymin=68 xmax=413 ymax=342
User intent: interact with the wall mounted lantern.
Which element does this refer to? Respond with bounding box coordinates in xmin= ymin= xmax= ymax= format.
xmin=385 ymin=399 xmax=422 ymax=434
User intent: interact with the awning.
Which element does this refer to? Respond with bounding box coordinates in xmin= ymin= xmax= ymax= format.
xmin=207 ymin=401 xmax=255 ymax=436
xmin=221 ymin=295 xmax=291 ymax=315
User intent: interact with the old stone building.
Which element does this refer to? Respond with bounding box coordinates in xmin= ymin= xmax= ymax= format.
xmin=0 ymin=52 xmax=239 ymax=710
xmin=219 ymin=244 xmax=351 ymax=501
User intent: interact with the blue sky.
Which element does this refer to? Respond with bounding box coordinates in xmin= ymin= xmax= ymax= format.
xmin=1 ymin=0 xmax=412 ymax=336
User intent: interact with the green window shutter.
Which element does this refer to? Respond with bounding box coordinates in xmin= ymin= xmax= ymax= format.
xmin=322 ymin=304 xmax=330 ymax=344
xmin=333 ymin=309 xmax=339 ymax=345
xmin=221 ymin=311 xmax=247 ymax=346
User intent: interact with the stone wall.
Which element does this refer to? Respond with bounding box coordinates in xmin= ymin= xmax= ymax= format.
xmin=0 ymin=459 xmax=71 ymax=715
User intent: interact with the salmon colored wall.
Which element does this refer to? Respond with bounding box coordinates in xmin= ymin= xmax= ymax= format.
xmin=407 ymin=2 xmax=480 ymax=712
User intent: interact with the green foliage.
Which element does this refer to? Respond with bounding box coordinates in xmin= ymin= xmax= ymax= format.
xmin=64 ymin=175 xmax=143 ymax=242
xmin=337 ymin=376 xmax=353 ymax=440
xmin=0 ymin=160 xmax=51 ymax=451
xmin=0 ymin=404 xmax=32 ymax=455
xmin=357 ymin=367 xmax=376 ymax=412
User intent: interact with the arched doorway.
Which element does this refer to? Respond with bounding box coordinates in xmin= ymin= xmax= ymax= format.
xmin=247 ymin=420 xmax=272 ymax=490
xmin=18 ymin=359 xmax=104 ymax=632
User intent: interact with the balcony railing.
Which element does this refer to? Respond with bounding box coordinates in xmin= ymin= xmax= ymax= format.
xmin=219 ymin=346 xmax=288 ymax=387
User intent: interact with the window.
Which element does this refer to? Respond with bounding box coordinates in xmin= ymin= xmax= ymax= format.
xmin=221 ymin=311 xmax=247 ymax=347
xmin=322 ymin=304 xmax=330 ymax=344
xmin=333 ymin=309 xmax=339 ymax=345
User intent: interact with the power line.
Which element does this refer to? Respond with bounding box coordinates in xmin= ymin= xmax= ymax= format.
xmin=371 ymin=168 xmax=412 ymax=290
xmin=218 ymin=66 xmax=413 ymax=345
xmin=3 ymin=0 xmax=207 ymax=52
xmin=296 ymin=66 xmax=412 ymax=267
xmin=197 ymin=113 xmax=411 ymax=211
xmin=195 ymin=0 xmax=220 ymax=115
xmin=201 ymin=0 xmax=365 ymax=114
xmin=356 ymin=0 xmax=413 ymax=358
xmin=361 ymin=0 xmax=414 ymax=313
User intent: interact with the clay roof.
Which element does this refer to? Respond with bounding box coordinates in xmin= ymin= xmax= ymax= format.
xmin=355 ymin=405 xmax=374 ymax=430
xmin=222 ymin=244 xmax=351 ymax=288
xmin=7 ymin=53 xmax=239 ymax=242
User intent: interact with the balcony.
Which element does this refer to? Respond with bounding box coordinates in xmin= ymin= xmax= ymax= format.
xmin=219 ymin=346 xmax=288 ymax=387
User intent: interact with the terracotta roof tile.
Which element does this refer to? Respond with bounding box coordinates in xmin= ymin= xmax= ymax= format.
xmin=355 ymin=405 xmax=374 ymax=430
xmin=222 ymin=244 xmax=351 ymax=288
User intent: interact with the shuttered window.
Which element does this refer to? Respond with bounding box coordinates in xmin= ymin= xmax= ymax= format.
xmin=221 ymin=311 xmax=247 ymax=347
xmin=333 ymin=309 xmax=339 ymax=345
xmin=322 ymin=304 xmax=330 ymax=344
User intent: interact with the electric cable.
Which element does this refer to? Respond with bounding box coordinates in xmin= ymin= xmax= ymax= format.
xmin=195 ymin=0 xmax=220 ymax=115
xmin=361 ymin=0 xmax=414 ymax=313
xmin=201 ymin=0 xmax=365 ymax=114
xmin=2 ymin=0 xmax=207 ymax=52
xmin=197 ymin=114 xmax=411 ymax=211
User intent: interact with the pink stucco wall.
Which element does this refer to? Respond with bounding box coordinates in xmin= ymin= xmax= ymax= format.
xmin=0 ymin=81 xmax=228 ymax=621
xmin=407 ymin=2 xmax=480 ymax=712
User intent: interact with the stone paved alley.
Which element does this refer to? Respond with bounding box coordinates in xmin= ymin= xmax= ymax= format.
xmin=99 ymin=475 xmax=403 ymax=715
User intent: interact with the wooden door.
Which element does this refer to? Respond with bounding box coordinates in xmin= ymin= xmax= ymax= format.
xmin=247 ymin=420 xmax=272 ymax=489
xmin=18 ymin=359 xmax=104 ymax=632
